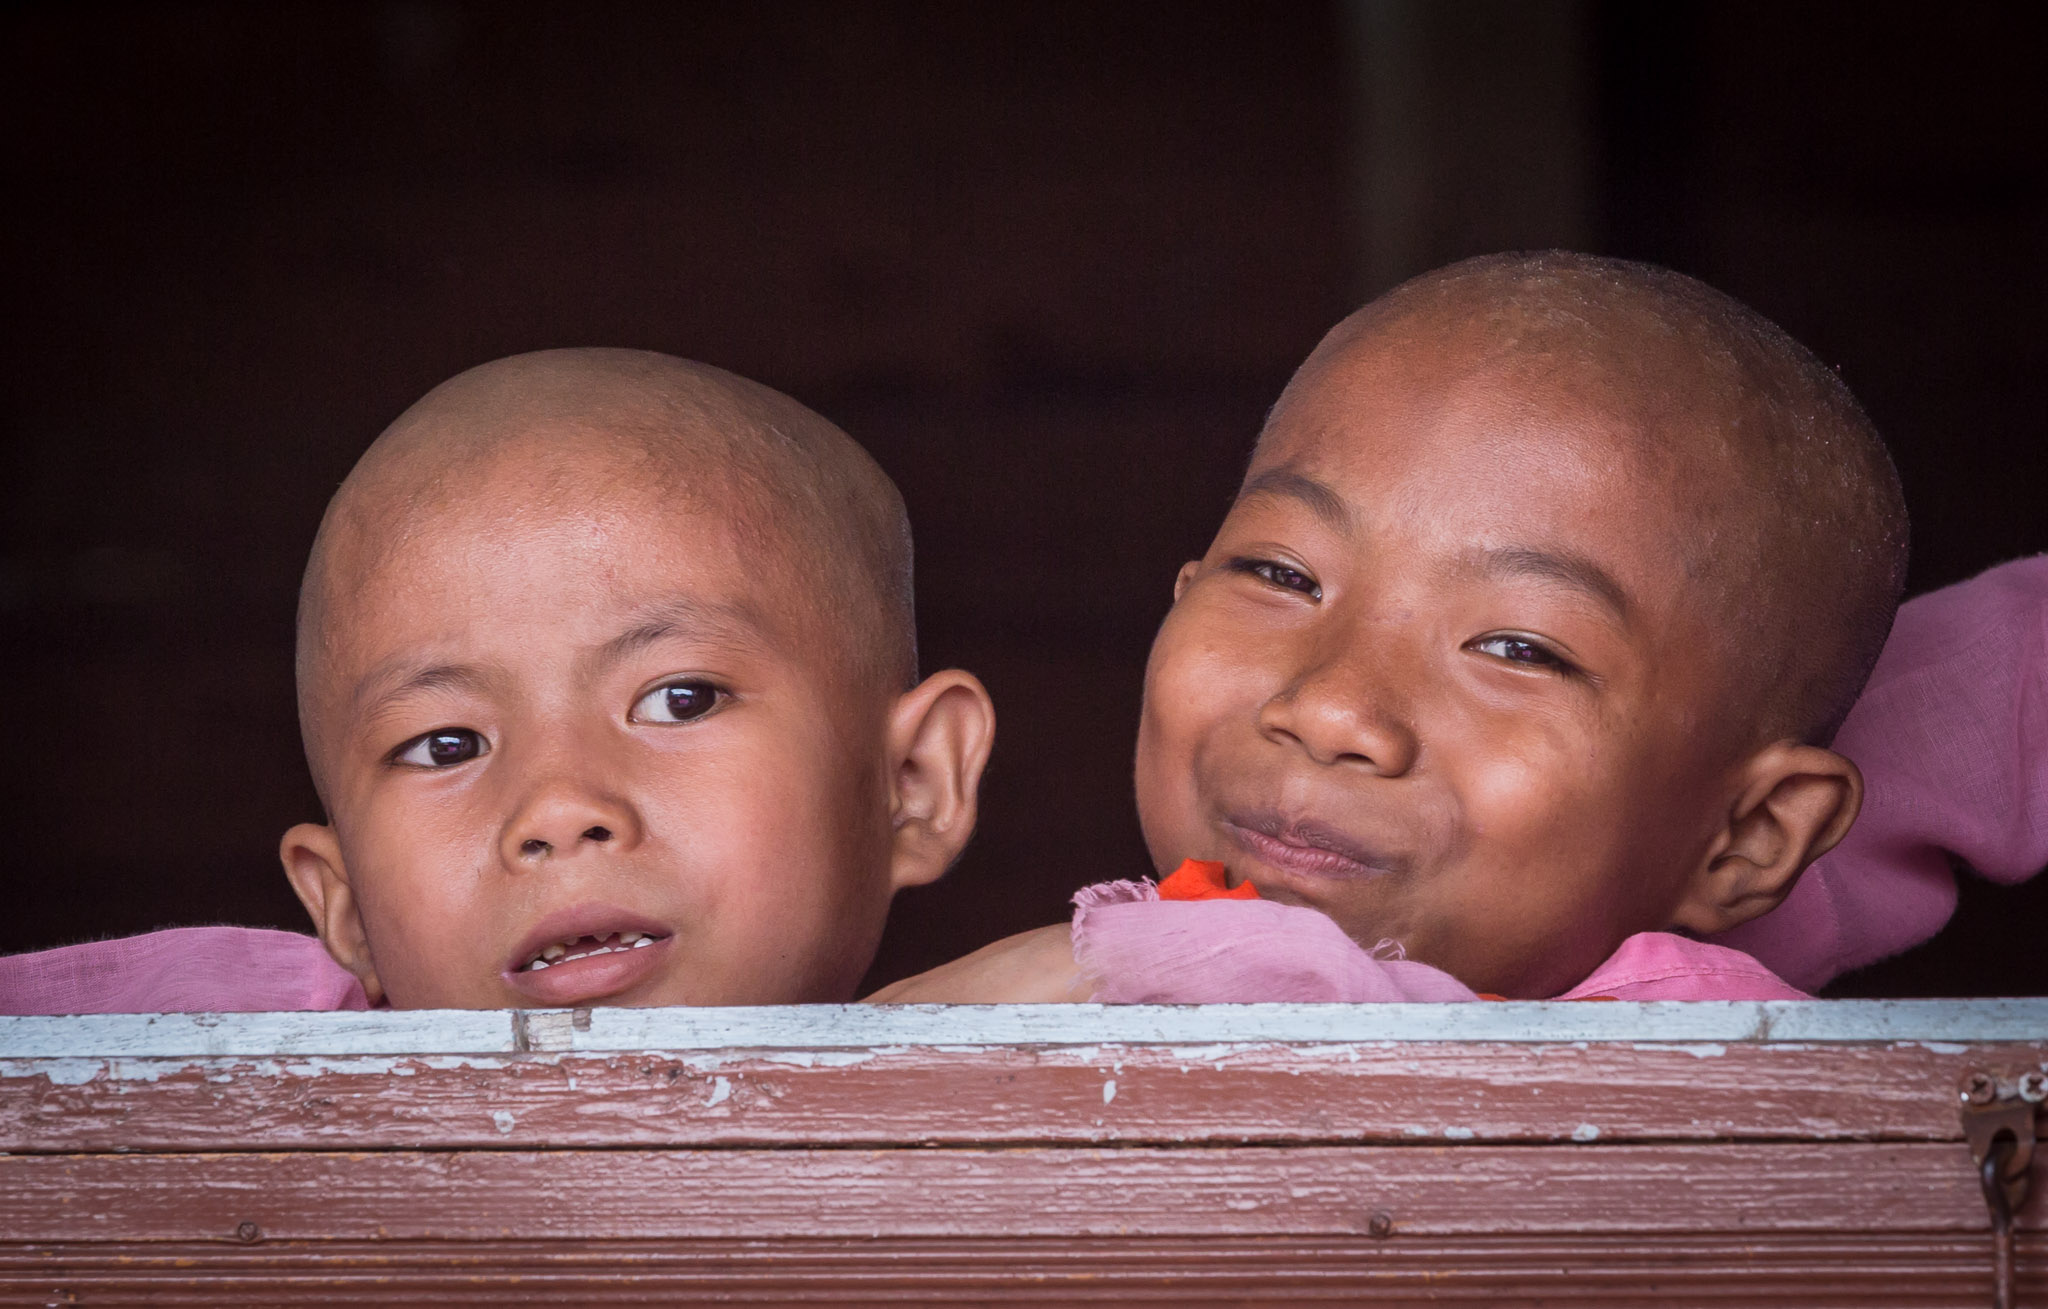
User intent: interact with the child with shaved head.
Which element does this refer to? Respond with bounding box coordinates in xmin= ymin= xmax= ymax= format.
xmin=2 ymin=349 xmax=993 ymax=1012
xmin=878 ymin=252 xmax=1913 ymax=1004
xmin=281 ymin=348 xmax=994 ymax=1008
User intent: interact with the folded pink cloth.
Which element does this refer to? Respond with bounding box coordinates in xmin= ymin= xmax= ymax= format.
xmin=1073 ymin=880 xmax=1482 ymax=1002
xmin=1072 ymin=880 xmax=1807 ymax=1002
xmin=1556 ymin=931 xmax=1807 ymax=1001
xmin=1713 ymin=555 xmax=2048 ymax=989
xmin=0 ymin=927 xmax=368 ymax=1015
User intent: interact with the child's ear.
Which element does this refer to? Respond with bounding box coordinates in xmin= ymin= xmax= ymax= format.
xmin=884 ymin=669 xmax=996 ymax=893
xmin=1666 ymin=743 xmax=1863 ymax=937
xmin=279 ymin=823 xmax=386 ymax=1005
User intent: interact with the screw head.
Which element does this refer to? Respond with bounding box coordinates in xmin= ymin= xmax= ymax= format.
xmin=2020 ymin=1071 xmax=2048 ymax=1104
xmin=235 ymin=1221 xmax=261 ymax=1244
xmin=1964 ymin=1072 xmax=2000 ymax=1105
xmin=1367 ymin=1211 xmax=1394 ymax=1239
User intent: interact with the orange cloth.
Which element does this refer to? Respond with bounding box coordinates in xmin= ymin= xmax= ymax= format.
xmin=1155 ymin=858 xmax=1262 ymax=902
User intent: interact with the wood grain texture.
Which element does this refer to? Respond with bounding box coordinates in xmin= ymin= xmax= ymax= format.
xmin=2 ymin=1143 xmax=2040 ymax=1243
xmin=7 ymin=1008 xmax=2044 ymax=1300
xmin=5 ymin=1235 xmax=2045 ymax=1306
xmin=7 ymin=1039 xmax=2045 ymax=1152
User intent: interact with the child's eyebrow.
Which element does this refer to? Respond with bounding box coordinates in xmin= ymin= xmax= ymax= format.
xmin=593 ymin=594 xmax=774 ymax=667
xmin=1236 ymin=467 xmax=1354 ymax=535
xmin=1461 ymin=545 xmax=1633 ymax=622
xmin=353 ymin=662 xmax=499 ymax=720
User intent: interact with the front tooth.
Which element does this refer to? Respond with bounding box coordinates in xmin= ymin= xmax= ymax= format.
xmin=528 ymin=958 xmax=550 ymax=971
xmin=631 ymin=936 xmax=654 ymax=948
xmin=619 ymin=932 xmax=645 ymax=945
xmin=541 ymin=943 xmax=568 ymax=962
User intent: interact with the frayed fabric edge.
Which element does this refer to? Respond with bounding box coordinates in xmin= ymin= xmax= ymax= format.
xmin=1071 ymin=878 xmax=1161 ymax=913
xmin=1069 ymin=879 xmax=1160 ymax=999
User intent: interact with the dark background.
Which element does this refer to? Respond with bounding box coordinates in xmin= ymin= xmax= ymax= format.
xmin=3 ymin=2 xmax=2043 ymax=995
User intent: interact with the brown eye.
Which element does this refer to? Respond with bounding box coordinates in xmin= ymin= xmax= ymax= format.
xmin=1236 ymin=558 xmax=1322 ymax=599
xmin=394 ymin=728 xmax=488 ymax=767
xmin=631 ymin=679 xmax=724 ymax=724
xmin=1472 ymin=635 xmax=1571 ymax=672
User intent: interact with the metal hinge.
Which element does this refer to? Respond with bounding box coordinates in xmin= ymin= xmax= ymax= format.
xmin=1961 ymin=1069 xmax=2045 ymax=1309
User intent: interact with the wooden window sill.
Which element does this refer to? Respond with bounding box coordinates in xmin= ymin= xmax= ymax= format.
xmin=4 ymin=1000 xmax=2044 ymax=1302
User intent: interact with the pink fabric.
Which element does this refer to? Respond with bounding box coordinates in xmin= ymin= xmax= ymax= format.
xmin=1713 ymin=555 xmax=2048 ymax=990
xmin=1559 ymin=932 xmax=1807 ymax=1001
xmin=1073 ymin=880 xmax=1481 ymax=1002
xmin=0 ymin=927 xmax=369 ymax=1015
xmin=1072 ymin=880 xmax=1807 ymax=1003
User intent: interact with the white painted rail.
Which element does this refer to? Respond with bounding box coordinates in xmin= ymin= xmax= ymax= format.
xmin=1 ymin=998 xmax=2044 ymax=1058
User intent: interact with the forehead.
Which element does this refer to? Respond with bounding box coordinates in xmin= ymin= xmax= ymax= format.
xmin=1243 ymin=336 xmax=1741 ymax=643
xmin=320 ymin=447 xmax=819 ymax=688
xmin=1272 ymin=341 xmax=1694 ymax=529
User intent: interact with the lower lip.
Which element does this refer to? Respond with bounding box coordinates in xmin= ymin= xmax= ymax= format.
xmin=502 ymin=936 xmax=671 ymax=1006
xmin=1225 ymin=823 xmax=1393 ymax=881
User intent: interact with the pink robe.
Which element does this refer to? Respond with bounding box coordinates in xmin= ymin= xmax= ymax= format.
xmin=1713 ymin=555 xmax=2048 ymax=989
xmin=0 ymin=926 xmax=367 ymax=1015
xmin=1072 ymin=875 xmax=1807 ymax=1003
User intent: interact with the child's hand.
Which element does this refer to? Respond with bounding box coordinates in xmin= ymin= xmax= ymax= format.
xmin=862 ymin=925 xmax=1093 ymax=1003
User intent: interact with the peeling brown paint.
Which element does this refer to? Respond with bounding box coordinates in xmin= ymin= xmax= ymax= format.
xmin=4 ymin=1013 xmax=2044 ymax=1300
xmin=2 ymin=1143 xmax=2041 ymax=1242
xmin=4 ymin=1040 xmax=2040 ymax=1153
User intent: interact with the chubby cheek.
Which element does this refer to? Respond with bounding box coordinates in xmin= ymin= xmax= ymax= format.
xmin=1419 ymin=736 xmax=1669 ymax=996
xmin=1132 ymin=707 xmax=1192 ymax=875
xmin=345 ymin=818 xmax=504 ymax=1008
xmin=656 ymin=827 xmax=873 ymax=1004
xmin=641 ymin=732 xmax=895 ymax=1004
xmin=1134 ymin=608 xmax=1247 ymax=873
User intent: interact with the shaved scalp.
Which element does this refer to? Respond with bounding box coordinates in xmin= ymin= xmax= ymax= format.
xmin=1267 ymin=251 xmax=1908 ymax=746
xmin=296 ymin=349 xmax=914 ymax=802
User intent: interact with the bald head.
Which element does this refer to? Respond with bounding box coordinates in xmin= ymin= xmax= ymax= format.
xmin=297 ymin=349 xmax=915 ymax=801
xmin=1267 ymin=252 xmax=1907 ymax=745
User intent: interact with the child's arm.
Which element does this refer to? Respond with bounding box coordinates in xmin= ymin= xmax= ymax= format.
xmin=863 ymin=925 xmax=1092 ymax=1003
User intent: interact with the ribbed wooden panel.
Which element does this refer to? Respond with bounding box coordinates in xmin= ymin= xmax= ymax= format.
xmin=2 ymin=1039 xmax=2036 ymax=1151
xmin=3 ymin=1004 xmax=2042 ymax=1302
xmin=3 ymin=1143 xmax=2041 ymax=1242
xmin=5 ymin=1235 xmax=2046 ymax=1306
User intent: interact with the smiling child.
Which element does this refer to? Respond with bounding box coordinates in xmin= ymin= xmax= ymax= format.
xmin=875 ymin=251 xmax=1909 ymax=1003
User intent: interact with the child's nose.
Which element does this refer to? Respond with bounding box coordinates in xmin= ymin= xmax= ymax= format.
xmin=500 ymin=777 xmax=643 ymax=868
xmin=1257 ymin=648 xmax=1420 ymax=775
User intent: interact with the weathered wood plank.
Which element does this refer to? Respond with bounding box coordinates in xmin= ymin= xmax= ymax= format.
xmin=5 ymin=1234 xmax=2043 ymax=1305
xmin=1 ymin=1144 xmax=2038 ymax=1243
xmin=6 ymin=1040 xmax=2044 ymax=1151
xmin=5 ymin=998 xmax=2046 ymax=1058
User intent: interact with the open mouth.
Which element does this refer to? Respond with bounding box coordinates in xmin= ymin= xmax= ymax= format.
xmin=517 ymin=931 xmax=666 ymax=973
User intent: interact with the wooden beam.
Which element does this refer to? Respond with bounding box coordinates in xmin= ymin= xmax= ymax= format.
xmin=2 ymin=1143 xmax=2039 ymax=1243
xmin=7 ymin=1004 xmax=2042 ymax=1299
xmin=7 ymin=1233 xmax=2044 ymax=1305
xmin=4 ymin=998 xmax=2046 ymax=1057
xmin=7 ymin=1038 xmax=2044 ymax=1152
